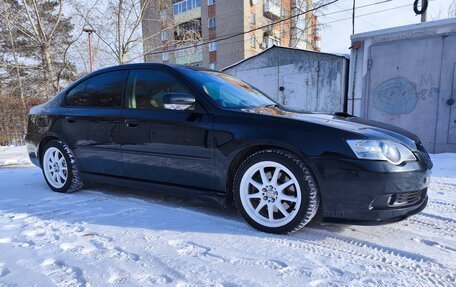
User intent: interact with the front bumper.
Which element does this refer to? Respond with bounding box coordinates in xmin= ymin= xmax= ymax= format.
xmin=310 ymin=152 xmax=432 ymax=224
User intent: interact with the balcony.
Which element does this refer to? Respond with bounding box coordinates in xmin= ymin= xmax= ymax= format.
xmin=173 ymin=0 xmax=202 ymax=24
xmin=263 ymin=1 xmax=281 ymax=20
xmin=175 ymin=45 xmax=203 ymax=65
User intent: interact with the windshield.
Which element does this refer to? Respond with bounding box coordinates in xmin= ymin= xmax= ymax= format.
xmin=178 ymin=67 xmax=276 ymax=110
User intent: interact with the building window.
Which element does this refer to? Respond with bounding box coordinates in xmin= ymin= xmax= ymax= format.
xmin=280 ymin=29 xmax=286 ymax=38
xmin=161 ymin=31 xmax=169 ymax=41
xmin=208 ymin=17 xmax=216 ymax=29
xmin=250 ymin=12 xmax=256 ymax=25
xmin=209 ymin=41 xmax=217 ymax=52
xmin=173 ymin=0 xmax=201 ymax=15
xmin=250 ymin=35 xmax=256 ymax=48
xmin=160 ymin=10 xmax=168 ymax=20
xmin=208 ymin=0 xmax=215 ymax=6
xmin=209 ymin=63 xmax=216 ymax=70
xmin=263 ymin=34 xmax=279 ymax=49
xmin=162 ymin=52 xmax=169 ymax=61
xmin=281 ymin=7 xmax=286 ymax=17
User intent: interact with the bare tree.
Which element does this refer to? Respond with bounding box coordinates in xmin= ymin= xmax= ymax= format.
xmin=449 ymin=0 xmax=456 ymax=18
xmin=0 ymin=0 xmax=77 ymax=97
xmin=243 ymin=0 xmax=326 ymax=51
xmin=71 ymin=0 xmax=203 ymax=66
xmin=1 ymin=4 xmax=26 ymax=110
xmin=71 ymin=0 xmax=158 ymax=65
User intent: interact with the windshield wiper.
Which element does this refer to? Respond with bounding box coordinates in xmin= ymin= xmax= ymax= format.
xmin=262 ymin=104 xmax=278 ymax=108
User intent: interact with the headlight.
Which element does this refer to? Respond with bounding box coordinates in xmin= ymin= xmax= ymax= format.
xmin=346 ymin=140 xmax=416 ymax=165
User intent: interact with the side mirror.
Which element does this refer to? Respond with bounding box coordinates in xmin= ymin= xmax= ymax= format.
xmin=163 ymin=93 xmax=195 ymax=111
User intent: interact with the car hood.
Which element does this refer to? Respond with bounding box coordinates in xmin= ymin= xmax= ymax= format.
xmin=245 ymin=107 xmax=419 ymax=150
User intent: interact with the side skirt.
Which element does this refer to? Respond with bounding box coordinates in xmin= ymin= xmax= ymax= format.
xmin=80 ymin=172 xmax=227 ymax=206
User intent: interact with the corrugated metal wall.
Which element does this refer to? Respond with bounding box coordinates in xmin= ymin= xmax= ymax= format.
xmin=349 ymin=18 xmax=456 ymax=153
xmin=223 ymin=46 xmax=349 ymax=113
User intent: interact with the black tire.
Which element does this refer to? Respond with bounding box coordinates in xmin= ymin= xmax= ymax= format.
xmin=233 ymin=149 xmax=319 ymax=234
xmin=41 ymin=140 xmax=83 ymax=193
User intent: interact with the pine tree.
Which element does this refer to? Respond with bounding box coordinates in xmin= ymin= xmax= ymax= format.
xmin=0 ymin=0 xmax=77 ymax=98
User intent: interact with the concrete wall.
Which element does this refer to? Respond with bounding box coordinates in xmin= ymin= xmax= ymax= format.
xmin=348 ymin=18 xmax=456 ymax=153
xmin=223 ymin=46 xmax=349 ymax=114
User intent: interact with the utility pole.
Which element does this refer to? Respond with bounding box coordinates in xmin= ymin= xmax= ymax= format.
xmin=83 ymin=28 xmax=96 ymax=72
xmin=421 ymin=10 xmax=427 ymax=23
xmin=352 ymin=0 xmax=356 ymax=34
xmin=413 ymin=0 xmax=428 ymax=23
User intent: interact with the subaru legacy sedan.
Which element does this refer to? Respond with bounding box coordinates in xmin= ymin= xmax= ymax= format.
xmin=26 ymin=63 xmax=432 ymax=234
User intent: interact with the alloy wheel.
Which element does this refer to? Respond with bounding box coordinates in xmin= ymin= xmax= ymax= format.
xmin=239 ymin=161 xmax=302 ymax=228
xmin=43 ymin=147 xmax=68 ymax=188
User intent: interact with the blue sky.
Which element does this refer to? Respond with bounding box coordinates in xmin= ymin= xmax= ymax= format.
xmin=319 ymin=0 xmax=455 ymax=53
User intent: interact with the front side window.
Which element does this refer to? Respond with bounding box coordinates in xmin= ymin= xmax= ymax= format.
xmin=125 ymin=69 xmax=192 ymax=110
xmin=66 ymin=70 xmax=127 ymax=107
xmin=178 ymin=67 xmax=274 ymax=110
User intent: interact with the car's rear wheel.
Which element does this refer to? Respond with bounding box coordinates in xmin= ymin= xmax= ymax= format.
xmin=233 ymin=149 xmax=319 ymax=234
xmin=42 ymin=140 xmax=83 ymax=193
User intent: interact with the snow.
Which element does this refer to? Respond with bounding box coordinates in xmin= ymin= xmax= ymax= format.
xmin=0 ymin=146 xmax=455 ymax=286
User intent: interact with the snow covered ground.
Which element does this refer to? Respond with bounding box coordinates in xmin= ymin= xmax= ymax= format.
xmin=0 ymin=146 xmax=455 ymax=287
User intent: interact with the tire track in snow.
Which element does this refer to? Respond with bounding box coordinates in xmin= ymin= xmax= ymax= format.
xmin=406 ymin=214 xmax=456 ymax=239
xmin=262 ymin=229 xmax=454 ymax=286
xmin=427 ymin=199 xmax=456 ymax=215
xmin=40 ymin=258 xmax=87 ymax=287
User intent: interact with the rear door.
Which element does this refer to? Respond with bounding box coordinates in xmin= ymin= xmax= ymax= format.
xmin=120 ymin=68 xmax=215 ymax=190
xmin=61 ymin=70 xmax=128 ymax=175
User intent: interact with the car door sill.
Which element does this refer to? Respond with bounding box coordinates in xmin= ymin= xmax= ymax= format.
xmin=80 ymin=172 xmax=227 ymax=206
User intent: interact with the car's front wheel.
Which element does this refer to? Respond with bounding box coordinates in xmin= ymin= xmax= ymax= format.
xmin=41 ymin=140 xmax=83 ymax=193
xmin=233 ymin=149 xmax=319 ymax=234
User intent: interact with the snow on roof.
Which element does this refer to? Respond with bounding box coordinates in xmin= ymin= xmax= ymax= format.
xmin=351 ymin=17 xmax=456 ymax=41
xmin=221 ymin=45 xmax=349 ymax=71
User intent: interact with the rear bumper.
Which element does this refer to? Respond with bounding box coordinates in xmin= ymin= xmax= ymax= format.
xmin=26 ymin=142 xmax=39 ymax=167
xmin=310 ymin=153 xmax=432 ymax=224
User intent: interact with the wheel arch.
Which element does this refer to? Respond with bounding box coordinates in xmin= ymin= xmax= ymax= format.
xmin=37 ymin=133 xmax=66 ymax=168
xmin=224 ymin=143 xmax=320 ymax=204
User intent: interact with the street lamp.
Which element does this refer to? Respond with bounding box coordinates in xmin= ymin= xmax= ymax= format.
xmin=83 ymin=28 xmax=96 ymax=72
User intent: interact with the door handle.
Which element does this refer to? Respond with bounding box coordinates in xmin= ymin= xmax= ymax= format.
xmin=65 ymin=116 xmax=76 ymax=123
xmin=124 ymin=119 xmax=139 ymax=128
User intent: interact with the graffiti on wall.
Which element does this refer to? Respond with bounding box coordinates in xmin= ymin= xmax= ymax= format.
xmin=373 ymin=76 xmax=439 ymax=115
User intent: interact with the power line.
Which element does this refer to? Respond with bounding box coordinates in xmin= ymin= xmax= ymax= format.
xmin=145 ymin=0 xmax=341 ymax=56
xmin=144 ymin=0 xmax=399 ymax=56
xmin=320 ymin=2 xmax=424 ymax=25
xmin=76 ymin=0 xmax=414 ymax=70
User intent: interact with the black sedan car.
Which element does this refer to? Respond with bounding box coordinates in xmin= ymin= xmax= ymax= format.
xmin=26 ymin=63 xmax=432 ymax=234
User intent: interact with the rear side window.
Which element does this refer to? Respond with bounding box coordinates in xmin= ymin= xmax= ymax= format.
xmin=66 ymin=70 xmax=127 ymax=107
xmin=125 ymin=69 xmax=191 ymax=110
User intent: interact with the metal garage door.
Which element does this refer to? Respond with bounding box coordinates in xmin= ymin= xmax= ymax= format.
xmin=366 ymin=37 xmax=443 ymax=152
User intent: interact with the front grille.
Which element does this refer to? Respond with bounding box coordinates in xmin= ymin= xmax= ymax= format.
xmin=388 ymin=189 xmax=426 ymax=207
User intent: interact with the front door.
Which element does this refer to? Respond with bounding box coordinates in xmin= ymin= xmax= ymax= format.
xmin=120 ymin=69 xmax=214 ymax=190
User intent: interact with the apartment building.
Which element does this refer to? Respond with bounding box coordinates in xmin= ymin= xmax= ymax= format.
xmin=142 ymin=0 xmax=320 ymax=69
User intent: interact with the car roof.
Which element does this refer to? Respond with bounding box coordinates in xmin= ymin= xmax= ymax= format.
xmin=91 ymin=63 xmax=217 ymax=74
